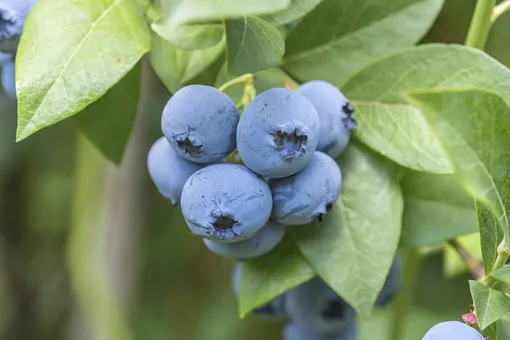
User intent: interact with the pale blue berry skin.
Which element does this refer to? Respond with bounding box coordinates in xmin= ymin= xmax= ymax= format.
xmin=161 ymin=85 xmax=239 ymax=164
xmin=147 ymin=137 xmax=206 ymax=205
xmin=285 ymin=277 xmax=356 ymax=335
xmin=296 ymin=81 xmax=356 ymax=159
xmin=180 ymin=164 xmax=272 ymax=243
xmin=0 ymin=0 xmax=37 ymax=52
xmin=204 ymin=220 xmax=285 ymax=259
xmin=270 ymin=152 xmax=342 ymax=226
xmin=231 ymin=263 xmax=286 ymax=320
xmin=283 ymin=321 xmax=357 ymax=340
xmin=0 ymin=52 xmax=12 ymax=66
xmin=236 ymin=88 xmax=320 ymax=178
xmin=422 ymin=321 xmax=484 ymax=340
xmin=1 ymin=59 xmax=15 ymax=99
xmin=376 ymin=256 xmax=402 ymax=307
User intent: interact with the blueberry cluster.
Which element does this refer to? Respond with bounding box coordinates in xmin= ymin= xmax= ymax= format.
xmin=0 ymin=0 xmax=37 ymax=99
xmin=148 ymin=81 xmax=399 ymax=339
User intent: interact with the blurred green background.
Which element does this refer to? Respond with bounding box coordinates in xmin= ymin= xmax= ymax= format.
xmin=0 ymin=1 xmax=508 ymax=339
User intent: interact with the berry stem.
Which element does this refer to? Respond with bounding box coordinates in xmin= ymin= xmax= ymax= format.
xmin=218 ymin=73 xmax=255 ymax=92
xmin=492 ymin=0 xmax=510 ymax=22
xmin=465 ymin=0 xmax=496 ymax=49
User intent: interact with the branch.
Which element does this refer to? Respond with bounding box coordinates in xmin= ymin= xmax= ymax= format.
xmin=448 ymin=239 xmax=484 ymax=280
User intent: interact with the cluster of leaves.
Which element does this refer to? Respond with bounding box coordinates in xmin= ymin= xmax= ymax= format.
xmin=13 ymin=0 xmax=510 ymax=337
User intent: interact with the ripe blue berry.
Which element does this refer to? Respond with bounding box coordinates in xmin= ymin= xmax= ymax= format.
xmin=203 ymin=220 xmax=285 ymax=259
xmin=0 ymin=52 xmax=12 ymax=66
xmin=0 ymin=0 xmax=37 ymax=52
xmin=283 ymin=321 xmax=357 ymax=340
xmin=161 ymin=85 xmax=239 ymax=164
xmin=270 ymin=152 xmax=342 ymax=226
xmin=296 ymin=81 xmax=356 ymax=159
xmin=236 ymin=88 xmax=320 ymax=178
xmin=147 ymin=137 xmax=206 ymax=205
xmin=285 ymin=277 xmax=356 ymax=335
xmin=180 ymin=164 xmax=272 ymax=242
xmin=422 ymin=321 xmax=484 ymax=340
xmin=376 ymin=256 xmax=402 ymax=307
xmin=1 ymin=59 xmax=15 ymax=99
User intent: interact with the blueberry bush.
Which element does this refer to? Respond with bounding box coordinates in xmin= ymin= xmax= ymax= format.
xmin=3 ymin=0 xmax=510 ymax=339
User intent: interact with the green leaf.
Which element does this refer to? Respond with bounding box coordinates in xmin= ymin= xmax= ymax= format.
xmin=239 ymin=235 xmax=315 ymax=318
xmin=152 ymin=17 xmax=224 ymax=50
xmin=73 ymin=63 xmax=141 ymax=164
xmin=149 ymin=29 xmax=225 ymax=94
xmin=470 ymin=280 xmax=510 ymax=330
xmin=400 ymin=171 xmax=477 ymax=247
xmin=169 ymin=0 xmax=290 ymax=25
xmin=225 ymin=17 xmax=285 ymax=75
xmin=443 ymin=233 xmax=482 ymax=278
xmin=491 ymin=265 xmax=510 ymax=284
xmin=291 ymin=142 xmax=403 ymax=317
xmin=352 ymin=101 xmax=453 ymax=174
xmin=282 ymin=0 xmax=443 ymax=87
xmin=477 ymin=202 xmax=504 ymax=276
xmin=405 ymin=89 xmax=510 ymax=262
xmin=343 ymin=45 xmax=510 ymax=106
xmin=262 ymin=0 xmax=323 ymax=25
xmin=16 ymin=0 xmax=150 ymax=142
xmin=498 ymin=315 xmax=510 ymax=339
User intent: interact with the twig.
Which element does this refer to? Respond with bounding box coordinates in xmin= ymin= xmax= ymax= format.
xmin=448 ymin=239 xmax=484 ymax=280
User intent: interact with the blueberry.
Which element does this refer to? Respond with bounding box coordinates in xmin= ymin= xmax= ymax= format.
xmin=161 ymin=85 xmax=239 ymax=164
xmin=296 ymin=81 xmax=356 ymax=159
xmin=203 ymin=220 xmax=285 ymax=259
xmin=283 ymin=321 xmax=357 ymax=340
xmin=285 ymin=277 xmax=356 ymax=335
xmin=180 ymin=164 xmax=272 ymax=242
xmin=147 ymin=137 xmax=207 ymax=205
xmin=422 ymin=321 xmax=484 ymax=340
xmin=236 ymin=88 xmax=320 ymax=178
xmin=0 ymin=0 xmax=37 ymax=52
xmin=231 ymin=263 xmax=287 ymax=320
xmin=0 ymin=52 xmax=12 ymax=66
xmin=270 ymin=151 xmax=342 ymax=226
xmin=1 ymin=59 xmax=15 ymax=99
xmin=376 ymin=256 xmax=402 ymax=307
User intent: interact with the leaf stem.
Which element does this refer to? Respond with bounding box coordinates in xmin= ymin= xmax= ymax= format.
xmin=448 ymin=239 xmax=484 ymax=280
xmin=492 ymin=0 xmax=510 ymax=22
xmin=389 ymin=249 xmax=421 ymax=340
xmin=465 ymin=0 xmax=496 ymax=49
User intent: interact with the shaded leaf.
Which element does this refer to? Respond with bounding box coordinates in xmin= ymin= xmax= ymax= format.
xmin=152 ymin=17 xmax=224 ymax=50
xmin=262 ymin=0 xmax=323 ymax=25
xmin=149 ymin=29 xmax=225 ymax=93
xmin=470 ymin=280 xmax=510 ymax=330
xmin=291 ymin=142 xmax=403 ymax=317
xmin=352 ymin=101 xmax=453 ymax=174
xmin=400 ymin=171 xmax=477 ymax=247
xmin=16 ymin=0 xmax=150 ymax=141
xmin=169 ymin=0 xmax=290 ymax=25
xmin=73 ymin=63 xmax=141 ymax=164
xmin=283 ymin=0 xmax=443 ymax=86
xmin=225 ymin=17 xmax=285 ymax=75
xmin=239 ymin=235 xmax=315 ymax=317
xmin=405 ymin=89 xmax=510 ymax=265
xmin=490 ymin=265 xmax=510 ymax=284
